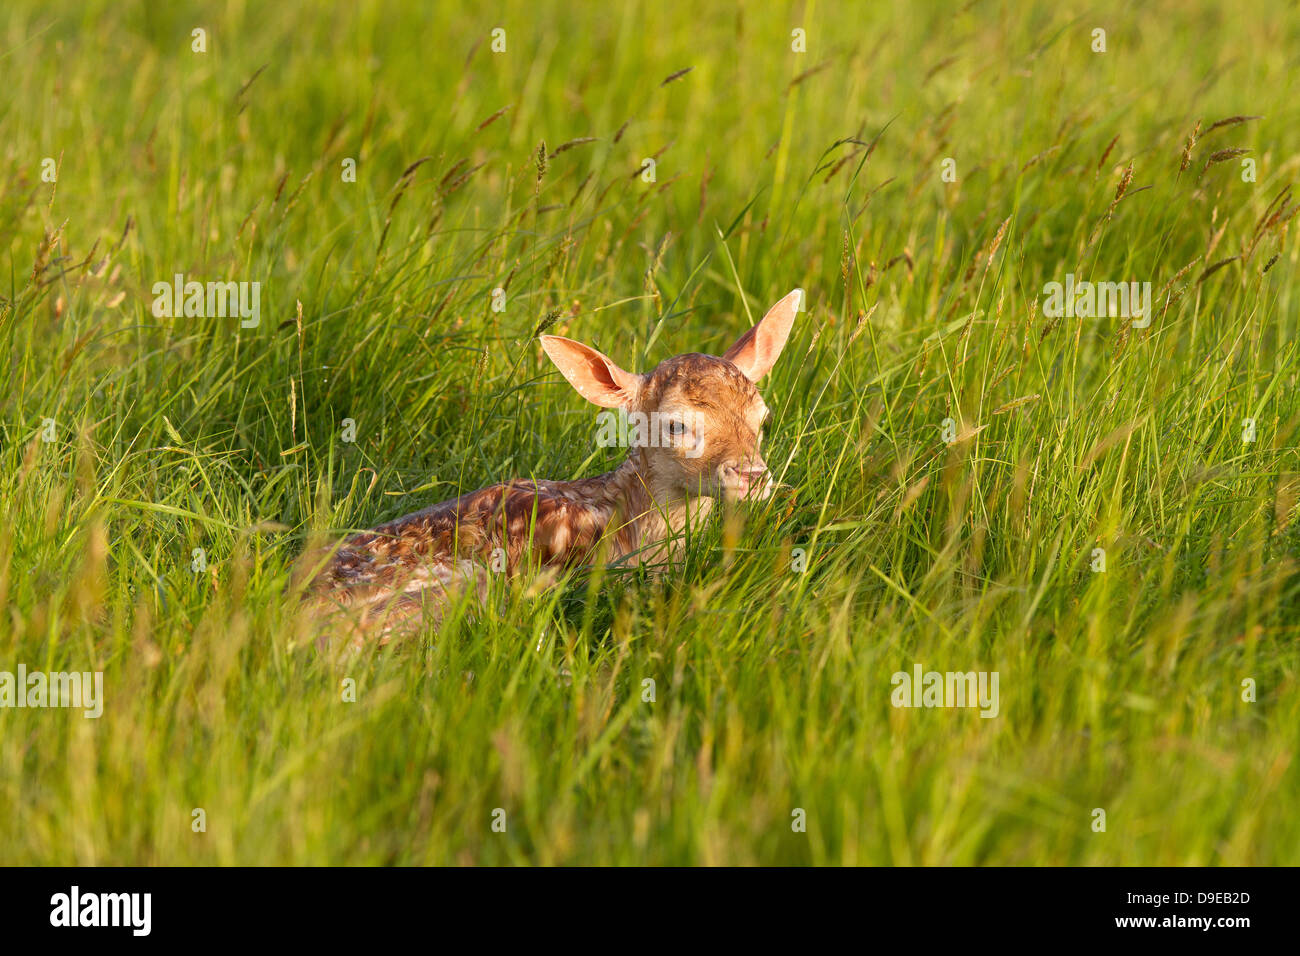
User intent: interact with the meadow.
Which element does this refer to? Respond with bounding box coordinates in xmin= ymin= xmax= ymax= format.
xmin=1 ymin=0 xmax=1298 ymax=864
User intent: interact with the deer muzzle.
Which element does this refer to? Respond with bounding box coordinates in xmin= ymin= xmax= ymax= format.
xmin=721 ymin=459 xmax=772 ymax=500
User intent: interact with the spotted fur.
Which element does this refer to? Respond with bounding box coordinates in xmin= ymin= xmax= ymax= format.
xmin=301 ymin=289 xmax=803 ymax=643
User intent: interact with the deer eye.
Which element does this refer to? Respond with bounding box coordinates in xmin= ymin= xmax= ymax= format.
xmin=667 ymin=419 xmax=687 ymax=436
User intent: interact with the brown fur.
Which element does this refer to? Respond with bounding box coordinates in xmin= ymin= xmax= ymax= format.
xmin=299 ymin=289 xmax=803 ymax=643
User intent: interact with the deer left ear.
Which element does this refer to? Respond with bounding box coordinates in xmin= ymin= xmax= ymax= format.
xmin=539 ymin=334 xmax=644 ymax=408
xmin=722 ymin=288 xmax=803 ymax=382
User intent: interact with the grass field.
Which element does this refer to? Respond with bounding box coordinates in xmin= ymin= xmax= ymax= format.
xmin=2 ymin=0 xmax=1298 ymax=865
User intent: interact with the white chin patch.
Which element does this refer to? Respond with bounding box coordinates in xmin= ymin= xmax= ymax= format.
xmin=723 ymin=479 xmax=772 ymax=501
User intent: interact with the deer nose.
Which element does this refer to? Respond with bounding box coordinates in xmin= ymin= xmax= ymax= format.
xmin=723 ymin=459 xmax=771 ymax=499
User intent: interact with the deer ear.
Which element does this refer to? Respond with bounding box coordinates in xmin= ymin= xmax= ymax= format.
xmin=722 ymin=288 xmax=803 ymax=381
xmin=540 ymin=335 xmax=643 ymax=408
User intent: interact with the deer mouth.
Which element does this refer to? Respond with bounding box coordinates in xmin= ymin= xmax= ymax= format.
xmin=722 ymin=466 xmax=773 ymax=501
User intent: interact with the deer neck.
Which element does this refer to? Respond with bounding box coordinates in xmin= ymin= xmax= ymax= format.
xmin=582 ymin=450 xmax=715 ymax=564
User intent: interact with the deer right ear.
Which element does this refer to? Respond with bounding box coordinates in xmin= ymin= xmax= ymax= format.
xmin=540 ymin=335 xmax=644 ymax=408
xmin=723 ymin=288 xmax=803 ymax=382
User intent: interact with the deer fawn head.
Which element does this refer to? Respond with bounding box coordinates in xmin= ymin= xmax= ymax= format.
xmin=540 ymin=289 xmax=802 ymax=503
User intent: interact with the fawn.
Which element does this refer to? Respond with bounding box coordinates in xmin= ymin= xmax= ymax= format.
xmin=301 ymin=288 xmax=803 ymax=641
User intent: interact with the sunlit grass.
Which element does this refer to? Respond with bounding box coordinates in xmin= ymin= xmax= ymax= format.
xmin=0 ymin=0 xmax=1297 ymax=864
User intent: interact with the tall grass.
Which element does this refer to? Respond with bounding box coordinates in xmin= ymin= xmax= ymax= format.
xmin=1 ymin=0 xmax=1298 ymax=864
